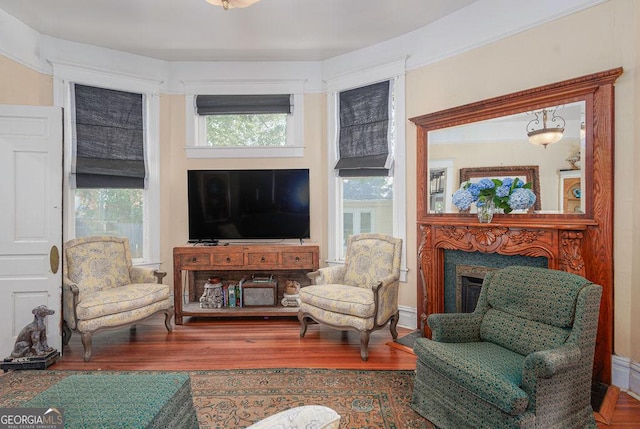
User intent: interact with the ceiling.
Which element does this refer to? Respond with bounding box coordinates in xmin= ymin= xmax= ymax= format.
xmin=0 ymin=0 xmax=479 ymax=62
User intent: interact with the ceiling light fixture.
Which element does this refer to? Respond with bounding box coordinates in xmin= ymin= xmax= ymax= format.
xmin=526 ymin=108 xmax=566 ymax=148
xmin=206 ymin=0 xmax=261 ymax=10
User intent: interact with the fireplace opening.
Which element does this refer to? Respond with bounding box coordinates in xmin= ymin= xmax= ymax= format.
xmin=455 ymin=265 xmax=496 ymax=313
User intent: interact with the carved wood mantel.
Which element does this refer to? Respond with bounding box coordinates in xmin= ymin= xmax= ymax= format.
xmin=411 ymin=68 xmax=623 ymax=384
xmin=417 ymin=218 xmax=592 ymax=328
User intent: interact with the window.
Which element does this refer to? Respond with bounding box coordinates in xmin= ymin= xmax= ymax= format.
xmin=70 ymin=84 xmax=147 ymax=259
xmin=196 ymin=94 xmax=291 ymax=147
xmin=326 ymin=60 xmax=407 ymax=275
xmin=184 ymin=81 xmax=305 ymax=159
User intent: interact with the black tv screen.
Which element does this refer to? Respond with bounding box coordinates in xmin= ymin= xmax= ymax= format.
xmin=188 ymin=169 xmax=310 ymax=241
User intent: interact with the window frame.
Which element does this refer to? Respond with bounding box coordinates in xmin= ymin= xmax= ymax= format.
xmin=52 ymin=62 xmax=161 ymax=266
xmin=184 ymin=80 xmax=305 ymax=159
xmin=326 ymin=60 xmax=407 ymax=281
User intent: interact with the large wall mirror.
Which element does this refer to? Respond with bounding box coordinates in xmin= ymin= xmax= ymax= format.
xmin=412 ymin=67 xmax=623 ymax=223
xmin=428 ymin=101 xmax=585 ymax=214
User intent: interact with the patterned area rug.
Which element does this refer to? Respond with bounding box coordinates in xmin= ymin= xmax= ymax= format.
xmin=0 ymin=368 xmax=435 ymax=429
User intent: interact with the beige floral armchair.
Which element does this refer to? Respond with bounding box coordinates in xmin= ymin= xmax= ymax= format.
xmin=62 ymin=236 xmax=174 ymax=361
xmin=298 ymin=233 xmax=403 ymax=361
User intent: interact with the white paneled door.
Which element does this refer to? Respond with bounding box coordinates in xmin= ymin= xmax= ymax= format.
xmin=0 ymin=105 xmax=63 ymax=357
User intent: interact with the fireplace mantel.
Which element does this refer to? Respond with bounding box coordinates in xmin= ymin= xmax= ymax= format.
xmin=418 ymin=218 xmax=592 ymax=325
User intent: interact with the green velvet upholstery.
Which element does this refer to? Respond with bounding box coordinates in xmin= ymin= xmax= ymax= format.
xmin=24 ymin=373 xmax=198 ymax=428
xmin=63 ymin=236 xmax=174 ymax=361
xmin=412 ymin=266 xmax=602 ymax=429
xmin=298 ymin=233 xmax=403 ymax=361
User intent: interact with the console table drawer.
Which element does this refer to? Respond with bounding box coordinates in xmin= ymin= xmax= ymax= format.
xmin=179 ymin=253 xmax=211 ymax=267
xmin=282 ymin=252 xmax=314 ymax=267
xmin=212 ymin=252 xmax=244 ymax=266
xmin=247 ymin=252 xmax=279 ymax=265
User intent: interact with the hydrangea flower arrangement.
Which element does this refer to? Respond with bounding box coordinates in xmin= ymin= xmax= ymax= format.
xmin=452 ymin=177 xmax=536 ymax=214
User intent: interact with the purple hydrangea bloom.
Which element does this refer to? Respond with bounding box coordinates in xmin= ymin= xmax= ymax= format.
xmin=452 ymin=188 xmax=474 ymax=211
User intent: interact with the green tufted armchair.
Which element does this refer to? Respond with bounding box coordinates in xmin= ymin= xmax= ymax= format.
xmin=298 ymin=233 xmax=403 ymax=361
xmin=62 ymin=236 xmax=174 ymax=361
xmin=411 ymin=266 xmax=602 ymax=429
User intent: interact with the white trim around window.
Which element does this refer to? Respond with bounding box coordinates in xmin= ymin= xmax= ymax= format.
xmin=51 ymin=61 xmax=162 ymax=266
xmin=183 ymin=80 xmax=305 ymax=159
xmin=326 ymin=59 xmax=408 ymax=282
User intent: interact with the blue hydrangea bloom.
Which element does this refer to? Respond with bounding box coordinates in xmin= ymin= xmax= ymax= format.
xmin=467 ymin=183 xmax=481 ymax=198
xmin=452 ymin=188 xmax=474 ymax=211
xmin=508 ymin=188 xmax=535 ymax=210
xmin=514 ymin=179 xmax=524 ymax=188
xmin=501 ymin=178 xmax=513 ymax=188
xmin=495 ymin=185 xmax=510 ymax=198
xmin=477 ymin=178 xmax=495 ymax=190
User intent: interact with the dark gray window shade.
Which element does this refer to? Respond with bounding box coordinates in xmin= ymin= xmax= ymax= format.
xmin=195 ymin=94 xmax=292 ymax=115
xmin=72 ymin=84 xmax=146 ymax=189
xmin=335 ymin=81 xmax=392 ymax=177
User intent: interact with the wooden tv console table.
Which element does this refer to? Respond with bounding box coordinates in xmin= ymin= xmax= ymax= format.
xmin=172 ymin=243 xmax=319 ymax=324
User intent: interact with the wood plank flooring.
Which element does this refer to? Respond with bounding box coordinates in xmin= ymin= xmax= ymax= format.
xmin=51 ymin=317 xmax=640 ymax=428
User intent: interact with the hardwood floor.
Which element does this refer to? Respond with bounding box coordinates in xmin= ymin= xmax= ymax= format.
xmin=51 ymin=317 xmax=639 ymax=427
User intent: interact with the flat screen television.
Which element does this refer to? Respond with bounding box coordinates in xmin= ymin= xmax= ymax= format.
xmin=188 ymin=169 xmax=310 ymax=241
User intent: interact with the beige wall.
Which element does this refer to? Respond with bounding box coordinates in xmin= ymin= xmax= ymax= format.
xmin=1 ymin=0 xmax=638 ymax=364
xmin=405 ymin=0 xmax=638 ymax=361
xmin=0 ymin=56 xmax=52 ymax=105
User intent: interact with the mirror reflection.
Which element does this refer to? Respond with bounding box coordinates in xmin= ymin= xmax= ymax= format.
xmin=428 ymin=101 xmax=585 ymax=214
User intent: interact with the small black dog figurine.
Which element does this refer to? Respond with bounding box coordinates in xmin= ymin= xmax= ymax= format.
xmin=11 ymin=305 xmax=55 ymax=358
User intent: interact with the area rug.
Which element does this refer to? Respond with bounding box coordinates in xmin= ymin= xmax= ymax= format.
xmin=0 ymin=368 xmax=434 ymax=429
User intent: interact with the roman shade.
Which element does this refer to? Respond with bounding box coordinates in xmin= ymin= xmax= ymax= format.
xmin=335 ymin=81 xmax=392 ymax=177
xmin=71 ymin=84 xmax=146 ymax=189
xmin=195 ymin=94 xmax=292 ymax=115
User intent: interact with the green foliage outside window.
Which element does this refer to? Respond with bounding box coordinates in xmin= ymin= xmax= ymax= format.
xmin=75 ymin=189 xmax=144 ymax=258
xmin=205 ymin=114 xmax=287 ymax=147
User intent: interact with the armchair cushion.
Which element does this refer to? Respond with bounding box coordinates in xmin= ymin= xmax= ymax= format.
xmin=75 ymin=283 xmax=170 ymax=320
xmin=299 ymin=284 xmax=375 ymax=318
xmin=414 ymin=340 xmax=528 ymax=415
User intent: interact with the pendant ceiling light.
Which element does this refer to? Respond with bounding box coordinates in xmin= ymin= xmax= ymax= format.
xmin=526 ymin=108 xmax=566 ymax=148
xmin=206 ymin=0 xmax=261 ymax=10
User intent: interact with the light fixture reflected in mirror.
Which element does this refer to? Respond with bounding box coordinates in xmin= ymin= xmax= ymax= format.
xmin=526 ymin=108 xmax=566 ymax=148
xmin=206 ymin=0 xmax=261 ymax=10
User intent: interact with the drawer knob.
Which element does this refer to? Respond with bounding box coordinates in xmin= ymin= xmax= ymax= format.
xmin=226 ymin=257 xmax=231 ymax=263
xmin=261 ymin=256 xmax=266 ymax=262
xmin=191 ymin=257 xmax=197 ymax=263
xmin=295 ymin=256 xmax=300 ymax=262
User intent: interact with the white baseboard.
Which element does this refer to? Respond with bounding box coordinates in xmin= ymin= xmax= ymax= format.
xmin=612 ymin=354 xmax=640 ymax=398
xmin=397 ymin=305 xmax=418 ymax=330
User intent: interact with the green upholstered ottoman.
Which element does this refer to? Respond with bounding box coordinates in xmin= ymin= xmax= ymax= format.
xmin=23 ymin=373 xmax=198 ymax=429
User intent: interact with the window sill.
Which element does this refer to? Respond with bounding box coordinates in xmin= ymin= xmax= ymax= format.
xmin=185 ymin=146 xmax=304 ymax=159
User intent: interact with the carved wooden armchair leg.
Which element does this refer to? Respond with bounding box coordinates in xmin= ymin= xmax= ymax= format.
xmin=81 ymin=332 xmax=93 ymax=362
xmin=389 ymin=311 xmax=400 ymax=339
xmin=298 ymin=313 xmax=309 ymax=337
xmin=62 ymin=322 xmax=72 ymax=346
xmin=164 ymin=309 xmax=174 ymax=332
xmin=360 ymin=331 xmax=371 ymax=361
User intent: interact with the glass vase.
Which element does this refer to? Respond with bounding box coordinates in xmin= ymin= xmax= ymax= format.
xmin=477 ymin=199 xmax=495 ymax=223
